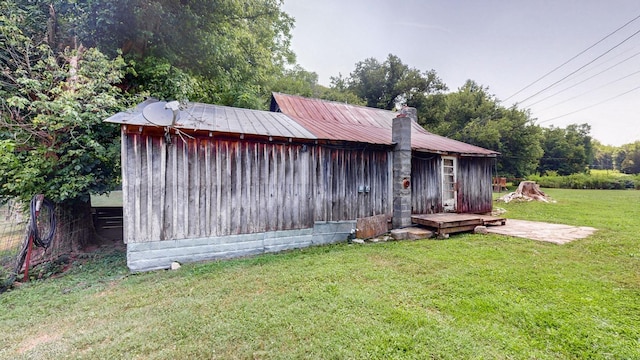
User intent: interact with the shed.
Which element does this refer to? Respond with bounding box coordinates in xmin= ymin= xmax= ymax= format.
xmin=106 ymin=94 xmax=498 ymax=271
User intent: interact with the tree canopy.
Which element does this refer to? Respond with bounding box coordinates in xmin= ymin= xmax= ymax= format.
xmin=0 ymin=1 xmax=128 ymax=204
xmin=0 ymin=0 xmax=134 ymax=251
xmin=345 ymin=54 xmax=447 ymax=110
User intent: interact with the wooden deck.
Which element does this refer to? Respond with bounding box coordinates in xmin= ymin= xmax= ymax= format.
xmin=411 ymin=213 xmax=506 ymax=236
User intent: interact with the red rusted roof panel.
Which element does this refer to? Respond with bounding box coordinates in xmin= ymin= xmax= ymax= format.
xmin=272 ymin=93 xmax=498 ymax=156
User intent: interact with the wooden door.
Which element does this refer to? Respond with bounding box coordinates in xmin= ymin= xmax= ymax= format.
xmin=441 ymin=156 xmax=457 ymax=212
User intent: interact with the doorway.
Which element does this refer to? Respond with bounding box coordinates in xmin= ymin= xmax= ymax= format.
xmin=442 ymin=156 xmax=457 ymax=212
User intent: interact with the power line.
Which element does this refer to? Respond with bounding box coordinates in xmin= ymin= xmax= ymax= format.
xmin=526 ymin=49 xmax=640 ymax=107
xmin=503 ymin=13 xmax=640 ymax=103
xmin=518 ymin=27 xmax=640 ymax=106
xmin=537 ymin=84 xmax=640 ymax=124
xmin=537 ymin=69 xmax=640 ymax=112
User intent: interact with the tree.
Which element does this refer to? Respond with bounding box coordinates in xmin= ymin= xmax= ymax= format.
xmin=620 ymin=141 xmax=640 ymax=174
xmin=492 ymin=107 xmax=544 ymax=177
xmin=0 ymin=0 xmax=130 ymax=253
xmin=270 ymin=65 xmax=324 ymax=99
xmin=10 ymin=0 xmax=296 ymax=108
xmin=114 ymin=0 xmax=296 ymax=108
xmin=346 ymin=54 xmax=447 ymax=110
xmin=538 ymin=124 xmax=593 ymax=176
xmin=591 ymin=140 xmax=615 ymax=171
xmin=428 ymin=81 xmax=543 ymax=177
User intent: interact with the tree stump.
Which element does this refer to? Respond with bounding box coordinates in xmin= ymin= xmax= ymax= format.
xmin=496 ymin=181 xmax=552 ymax=203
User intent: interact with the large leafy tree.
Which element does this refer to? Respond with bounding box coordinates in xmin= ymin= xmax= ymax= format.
xmin=430 ymin=81 xmax=543 ymax=177
xmin=0 ymin=0 xmax=297 ymax=258
xmin=538 ymin=124 xmax=593 ymax=176
xmin=269 ymin=67 xmax=365 ymax=105
xmin=619 ymin=141 xmax=640 ymax=174
xmin=103 ymin=0 xmax=295 ymax=108
xmin=8 ymin=0 xmax=296 ymax=108
xmin=346 ymin=54 xmax=447 ymax=110
xmin=0 ymin=0 xmax=130 ymax=252
xmin=591 ymin=140 xmax=616 ymax=171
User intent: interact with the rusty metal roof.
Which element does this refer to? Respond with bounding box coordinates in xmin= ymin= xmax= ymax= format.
xmin=106 ymin=96 xmax=498 ymax=156
xmin=105 ymin=99 xmax=317 ymax=140
xmin=271 ymin=93 xmax=498 ymax=156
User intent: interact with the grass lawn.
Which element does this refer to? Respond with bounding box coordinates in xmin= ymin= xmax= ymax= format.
xmin=1 ymin=189 xmax=639 ymax=359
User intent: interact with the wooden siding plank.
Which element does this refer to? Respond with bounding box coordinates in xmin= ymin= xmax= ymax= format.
xmin=121 ymin=131 xmax=132 ymax=243
xmin=277 ymin=145 xmax=284 ymax=229
xmin=267 ymin=144 xmax=277 ymax=231
xmin=189 ymin=139 xmax=198 ymax=237
xmin=144 ymin=137 xmax=152 ymax=239
xmin=215 ymin=141 xmax=223 ymax=236
xmin=242 ymin=142 xmax=251 ymax=234
xmin=457 ymin=157 xmax=493 ymax=213
xmin=167 ymin=137 xmax=177 ymax=240
xmin=125 ymin=135 xmax=397 ymax=244
xmin=204 ymin=140 xmax=211 ymax=236
xmin=224 ymin=141 xmax=232 ymax=235
xmin=133 ymin=135 xmax=142 ymax=241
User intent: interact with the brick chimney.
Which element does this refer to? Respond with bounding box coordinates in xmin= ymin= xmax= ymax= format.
xmin=392 ymin=107 xmax=414 ymax=228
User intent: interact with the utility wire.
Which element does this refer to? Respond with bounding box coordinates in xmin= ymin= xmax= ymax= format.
xmin=518 ymin=27 xmax=640 ymax=106
xmin=503 ymin=13 xmax=640 ymax=103
xmin=537 ymin=84 xmax=640 ymax=124
xmin=526 ymin=49 xmax=640 ymax=107
xmin=537 ymin=69 xmax=640 ymax=112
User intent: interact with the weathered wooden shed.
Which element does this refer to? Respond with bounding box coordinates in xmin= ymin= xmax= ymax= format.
xmin=106 ymin=94 xmax=498 ymax=271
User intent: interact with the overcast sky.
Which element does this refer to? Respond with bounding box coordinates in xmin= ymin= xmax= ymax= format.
xmin=281 ymin=0 xmax=640 ymax=146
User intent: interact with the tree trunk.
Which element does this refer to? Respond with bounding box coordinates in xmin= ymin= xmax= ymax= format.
xmin=497 ymin=181 xmax=552 ymax=203
xmin=30 ymin=197 xmax=101 ymax=263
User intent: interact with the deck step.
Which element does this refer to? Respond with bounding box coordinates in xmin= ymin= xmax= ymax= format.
xmin=411 ymin=213 xmax=506 ymax=236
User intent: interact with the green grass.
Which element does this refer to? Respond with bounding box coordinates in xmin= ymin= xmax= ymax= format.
xmin=1 ymin=189 xmax=639 ymax=359
xmin=90 ymin=191 xmax=123 ymax=207
xmin=590 ymin=169 xmax=631 ymax=177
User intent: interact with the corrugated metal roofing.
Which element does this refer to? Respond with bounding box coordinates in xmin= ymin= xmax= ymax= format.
xmin=105 ymin=99 xmax=317 ymax=140
xmin=271 ymin=93 xmax=498 ymax=156
xmin=106 ymin=95 xmax=498 ymax=156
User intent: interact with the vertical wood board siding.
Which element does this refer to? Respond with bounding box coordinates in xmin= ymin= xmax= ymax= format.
xmin=122 ymin=133 xmax=393 ymax=243
xmin=457 ymin=157 xmax=493 ymax=214
xmin=310 ymin=146 xmax=392 ymax=222
xmin=411 ymin=154 xmax=443 ymax=214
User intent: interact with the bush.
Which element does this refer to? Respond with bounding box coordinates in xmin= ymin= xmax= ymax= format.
xmin=527 ymin=173 xmax=640 ymax=190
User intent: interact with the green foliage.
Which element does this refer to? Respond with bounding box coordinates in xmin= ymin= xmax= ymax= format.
xmin=591 ymin=140 xmax=615 ymax=171
xmin=2 ymin=190 xmax=639 ymax=358
xmin=429 ymin=81 xmax=543 ymax=177
xmin=0 ymin=0 xmax=130 ymax=204
xmin=528 ymin=172 xmax=639 ymax=189
xmin=619 ymin=141 xmax=640 ymax=174
xmin=131 ymin=56 xmax=205 ymax=102
xmin=538 ymin=124 xmax=593 ymax=176
xmin=7 ymin=0 xmax=296 ymax=108
xmin=270 ymin=65 xmax=321 ymax=98
xmin=346 ymin=54 xmax=447 ymax=110
xmin=121 ymin=0 xmax=295 ymax=108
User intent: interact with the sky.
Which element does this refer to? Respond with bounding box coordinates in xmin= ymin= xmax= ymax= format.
xmin=281 ymin=0 xmax=640 ymax=146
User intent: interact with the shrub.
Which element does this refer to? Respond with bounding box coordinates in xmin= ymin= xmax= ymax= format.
xmin=527 ymin=173 xmax=639 ymax=190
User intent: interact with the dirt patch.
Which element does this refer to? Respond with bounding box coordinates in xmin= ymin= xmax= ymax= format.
xmin=18 ymin=332 xmax=63 ymax=354
xmin=485 ymin=219 xmax=597 ymax=244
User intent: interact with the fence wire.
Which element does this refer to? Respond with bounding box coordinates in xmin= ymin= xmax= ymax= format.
xmin=0 ymin=200 xmax=28 ymax=290
xmin=0 ymin=197 xmax=70 ymax=292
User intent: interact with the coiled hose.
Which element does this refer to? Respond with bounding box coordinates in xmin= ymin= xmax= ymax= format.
xmin=29 ymin=195 xmax=56 ymax=248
